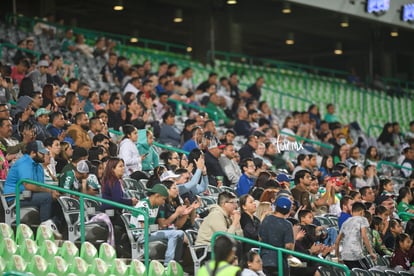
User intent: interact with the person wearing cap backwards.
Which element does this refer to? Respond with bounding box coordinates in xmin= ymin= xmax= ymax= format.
xmin=34 ymin=107 xmax=52 ymax=141
xmin=130 ymin=184 xmax=185 ymax=266
xmin=59 ymin=159 xmax=94 ymax=195
xmin=259 ymin=196 xmax=294 ymax=276
xmin=3 ymin=140 xmax=62 ymax=238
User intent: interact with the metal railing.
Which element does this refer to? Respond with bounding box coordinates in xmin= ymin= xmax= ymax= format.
xmin=376 ymin=160 xmax=414 ymax=172
xmin=280 ymin=131 xmax=334 ymax=150
xmin=107 ymin=129 xmax=190 ymax=155
xmin=0 ymin=42 xmax=41 ymax=61
xmin=167 ymin=98 xmax=219 ymax=124
xmin=153 ymin=142 xmax=189 ymax=155
xmin=211 ymin=232 xmax=350 ymax=276
xmin=7 ymin=14 xmax=189 ymax=55
xmin=14 ymin=179 xmax=150 ymax=271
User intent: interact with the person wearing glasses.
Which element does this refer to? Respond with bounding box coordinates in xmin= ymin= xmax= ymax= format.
xmin=196 ymin=191 xmax=243 ymax=248
xmin=236 ymin=158 xmax=257 ymax=196
xmin=241 ymin=250 xmax=265 ymax=276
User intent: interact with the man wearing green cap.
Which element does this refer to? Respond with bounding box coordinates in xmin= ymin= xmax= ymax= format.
xmin=130 ymin=183 xmax=185 ymax=266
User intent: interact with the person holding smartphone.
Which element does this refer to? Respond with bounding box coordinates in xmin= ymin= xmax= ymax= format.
xmin=137 ymin=129 xmax=159 ymax=172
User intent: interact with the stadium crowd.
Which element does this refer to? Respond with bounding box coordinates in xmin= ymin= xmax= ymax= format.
xmin=1 ymin=28 xmax=414 ymax=276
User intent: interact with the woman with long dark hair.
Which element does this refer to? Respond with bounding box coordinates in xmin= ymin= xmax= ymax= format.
xmin=198 ymin=235 xmax=241 ymax=276
xmin=42 ymin=83 xmax=58 ymax=111
xmin=319 ymin=155 xmax=333 ymax=182
xmin=240 ymin=194 xmax=260 ymax=254
xmin=121 ymin=92 xmax=140 ymax=124
xmin=157 ymin=180 xmax=199 ymax=231
xmin=377 ymin=123 xmax=394 ymax=146
xmin=159 ymin=150 xmax=180 ymax=171
xmin=100 ymin=157 xmax=138 ymax=226
xmin=147 ymin=165 xmax=167 ymax=189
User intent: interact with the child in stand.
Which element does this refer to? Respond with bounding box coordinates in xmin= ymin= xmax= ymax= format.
xmin=378 ymin=178 xmax=395 ymax=198
xmin=390 ymin=233 xmax=414 ymax=273
xmin=370 ymin=216 xmax=393 ymax=256
xmin=335 ymin=202 xmax=377 ymax=269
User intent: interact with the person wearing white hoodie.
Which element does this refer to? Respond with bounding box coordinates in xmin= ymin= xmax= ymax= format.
xmin=118 ymin=124 xmax=142 ymax=176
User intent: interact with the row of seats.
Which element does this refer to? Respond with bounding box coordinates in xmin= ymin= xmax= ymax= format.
xmin=0 ymin=222 xmax=184 ymax=275
xmin=318 ymin=264 xmax=411 ymax=276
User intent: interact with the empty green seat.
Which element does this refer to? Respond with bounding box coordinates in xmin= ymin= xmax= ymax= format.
xmin=36 ymin=224 xmax=55 ymax=245
xmin=79 ymin=241 xmax=98 ymax=263
xmin=90 ymin=257 xmax=111 ymax=276
xmin=19 ymin=238 xmax=39 ymax=261
xmin=165 ymin=260 xmax=184 ymax=276
xmin=69 ymin=256 xmax=90 ymax=276
xmin=39 ymin=239 xmax=60 ymax=263
xmin=8 ymin=254 xmax=28 ymax=273
xmin=15 ymin=224 xmax=34 ymax=245
xmin=0 ymin=222 xmax=14 ymax=240
xmin=111 ymin=258 xmax=129 ymax=276
xmin=98 ymin=242 xmax=117 ymax=263
xmin=148 ymin=260 xmax=165 ymax=276
xmin=0 ymin=256 xmax=6 ymax=274
xmin=27 ymin=254 xmax=49 ymax=275
xmin=50 ymin=256 xmax=70 ymax=276
xmin=129 ymin=259 xmax=146 ymax=276
xmin=60 ymin=240 xmax=79 ymax=263
xmin=0 ymin=238 xmax=18 ymax=261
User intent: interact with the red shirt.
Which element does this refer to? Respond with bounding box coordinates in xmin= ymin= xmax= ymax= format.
xmin=11 ymin=66 xmax=26 ymax=86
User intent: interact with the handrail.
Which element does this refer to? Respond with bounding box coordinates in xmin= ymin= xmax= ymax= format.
xmin=209 ymin=50 xmax=350 ymax=79
xmin=167 ymin=98 xmax=219 ymax=124
xmin=0 ymin=42 xmax=41 ymax=61
xmin=376 ymin=160 xmax=414 ymax=172
xmin=210 ymin=231 xmax=350 ymax=276
xmin=153 ymin=141 xmax=189 ymax=155
xmin=107 ymin=129 xmax=190 ymax=155
xmin=280 ymin=131 xmax=334 ymax=150
xmin=15 ymin=179 xmax=150 ymax=272
xmin=398 ymin=212 xmax=414 ymax=218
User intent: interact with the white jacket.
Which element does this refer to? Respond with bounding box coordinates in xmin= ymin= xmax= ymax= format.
xmin=119 ymin=138 xmax=142 ymax=176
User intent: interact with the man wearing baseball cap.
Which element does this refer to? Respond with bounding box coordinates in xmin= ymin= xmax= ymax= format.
xmin=59 ymin=159 xmax=92 ymax=194
xmin=27 ymin=60 xmax=53 ymax=90
xmin=130 ymin=183 xmax=185 ymax=266
xmin=259 ymin=196 xmax=294 ymax=275
xmin=3 ymin=140 xmax=62 ymax=238
xmin=204 ymin=137 xmax=228 ymax=187
xmin=34 ymin=108 xmax=52 ymax=141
